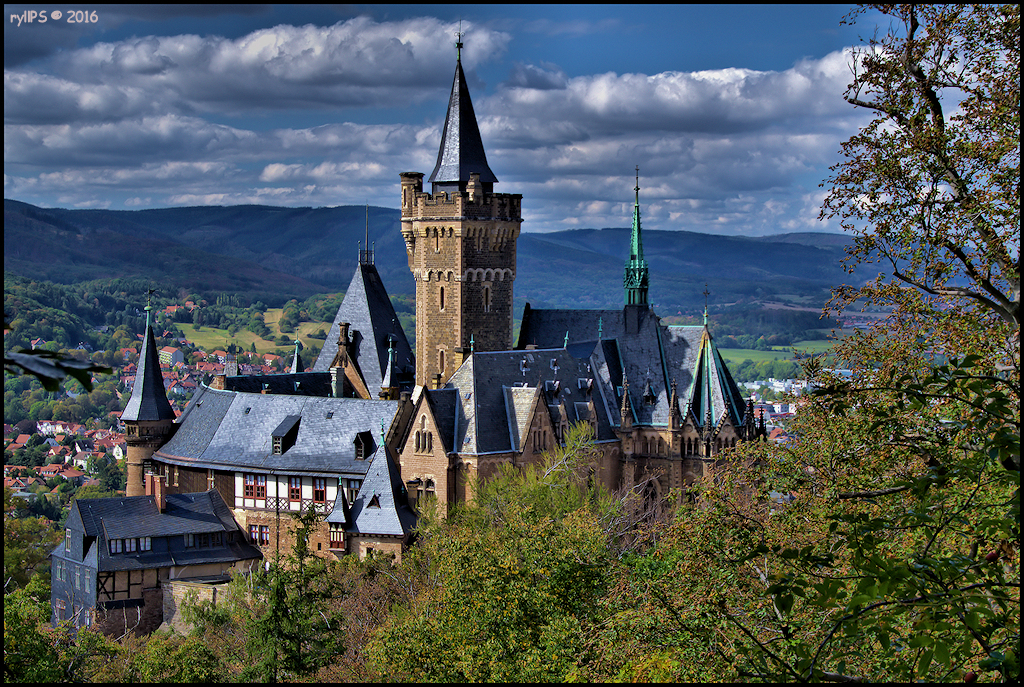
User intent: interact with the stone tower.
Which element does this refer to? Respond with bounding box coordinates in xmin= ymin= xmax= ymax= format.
xmin=120 ymin=302 xmax=177 ymax=497
xmin=401 ymin=40 xmax=522 ymax=387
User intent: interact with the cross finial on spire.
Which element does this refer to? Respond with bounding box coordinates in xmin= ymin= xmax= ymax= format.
xmin=470 ymin=334 xmax=475 ymax=354
xmin=635 ymin=165 xmax=640 ymax=199
xmin=564 ymin=331 xmax=569 ymax=349
xmin=455 ymin=20 xmax=464 ymax=61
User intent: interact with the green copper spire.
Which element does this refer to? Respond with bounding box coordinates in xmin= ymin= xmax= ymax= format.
xmin=623 ymin=167 xmax=650 ymax=307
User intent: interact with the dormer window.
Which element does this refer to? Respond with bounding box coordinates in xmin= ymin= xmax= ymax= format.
xmin=354 ymin=430 xmax=375 ymax=460
xmin=271 ymin=415 xmax=301 ymax=455
xmin=65 ymin=528 xmax=72 ymax=552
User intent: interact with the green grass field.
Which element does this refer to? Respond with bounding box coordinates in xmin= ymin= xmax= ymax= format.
xmin=717 ymin=339 xmax=837 ymax=365
xmin=177 ymin=308 xmax=330 ymax=356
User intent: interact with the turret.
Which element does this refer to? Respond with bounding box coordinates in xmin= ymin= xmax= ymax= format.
xmin=121 ymin=298 xmax=177 ymax=497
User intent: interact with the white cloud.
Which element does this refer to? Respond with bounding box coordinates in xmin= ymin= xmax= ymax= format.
xmin=8 ymin=17 xmax=510 ymax=121
xmin=4 ymin=14 xmax=870 ymax=235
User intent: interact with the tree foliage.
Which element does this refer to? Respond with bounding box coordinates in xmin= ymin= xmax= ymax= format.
xmin=822 ymin=4 xmax=1019 ymax=358
xmin=183 ymin=507 xmax=344 ymax=683
xmin=704 ymin=5 xmax=1022 ymax=682
xmin=367 ymin=424 xmax=620 ymax=682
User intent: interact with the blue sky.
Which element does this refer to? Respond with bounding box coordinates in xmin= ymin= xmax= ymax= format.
xmin=4 ymin=4 xmax=888 ymax=235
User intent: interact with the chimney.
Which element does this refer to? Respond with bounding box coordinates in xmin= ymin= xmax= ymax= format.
xmin=211 ymin=374 xmax=227 ymax=390
xmin=154 ymin=475 xmax=166 ymax=513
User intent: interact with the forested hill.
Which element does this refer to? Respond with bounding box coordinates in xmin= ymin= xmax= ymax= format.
xmin=4 ymin=199 xmax=871 ymax=312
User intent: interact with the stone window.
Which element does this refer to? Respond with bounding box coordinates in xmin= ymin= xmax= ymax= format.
xmin=259 ymin=526 xmax=270 ymax=545
xmin=329 ymin=524 xmax=344 ymax=548
xmin=483 ymin=285 xmax=492 ymax=313
xmin=249 ymin=524 xmax=259 ymax=543
xmin=65 ymin=528 xmax=71 ymax=551
xmin=439 ymin=286 xmax=445 ymax=312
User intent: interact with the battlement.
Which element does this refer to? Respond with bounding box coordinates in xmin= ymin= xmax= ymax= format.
xmin=400 ymin=172 xmax=522 ymax=223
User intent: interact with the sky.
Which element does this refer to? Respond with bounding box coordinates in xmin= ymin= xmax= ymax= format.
xmin=4 ymin=4 xmax=890 ymax=235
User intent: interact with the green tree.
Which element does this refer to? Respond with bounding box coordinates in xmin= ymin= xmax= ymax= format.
xmin=3 ymin=578 xmax=63 ymax=682
xmin=367 ymin=424 xmax=619 ymax=682
xmin=184 ymin=507 xmax=344 ymax=683
xmin=3 ymin=487 xmax=61 ymax=590
xmin=714 ymin=5 xmax=1020 ymax=682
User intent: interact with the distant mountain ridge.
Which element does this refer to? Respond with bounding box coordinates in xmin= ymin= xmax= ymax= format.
xmin=4 ymin=199 xmax=870 ymax=311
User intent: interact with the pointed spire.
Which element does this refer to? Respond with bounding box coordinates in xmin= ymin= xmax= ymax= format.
xmin=703 ymin=283 xmax=710 ymax=327
xmin=121 ymin=294 xmax=175 ymax=423
xmin=624 ymin=167 xmax=650 ymax=307
xmin=290 ymin=339 xmax=304 ymax=374
xmin=428 ymin=37 xmax=498 ymax=192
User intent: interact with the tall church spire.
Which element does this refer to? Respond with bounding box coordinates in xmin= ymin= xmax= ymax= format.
xmin=624 ymin=167 xmax=650 ymax=307
xmin=428 ymin=34 xmax=498 ymax=194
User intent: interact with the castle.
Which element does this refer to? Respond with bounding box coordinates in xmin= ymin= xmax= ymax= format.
xmin=52 ymin=45 xmax=762 ymax=632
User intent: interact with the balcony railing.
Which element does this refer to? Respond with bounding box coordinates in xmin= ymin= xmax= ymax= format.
xmin=261 ymin=497 xmax=331 ymax=515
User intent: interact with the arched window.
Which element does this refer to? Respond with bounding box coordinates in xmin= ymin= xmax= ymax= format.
xmin=438 ymin=349 xmax=445 ymax=375
xmin=483 ymin=285 xmax=492 ymax=313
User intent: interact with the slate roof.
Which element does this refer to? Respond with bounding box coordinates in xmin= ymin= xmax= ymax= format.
xmin=428 ymin=56 xmax=498 ymax=188
xmin=153 ymin=384 xmax=399 ymax=478
xmin=507 ymin=303 xmax=748 ymax=432
xmin=311 ymin=262 xmax=414 ymax=395
xmin=223 ymin=371 xmax=332 ymax=396
xmin=446 ymin=347 xmax=615 ymax=455
xmin=121 ymin=320 xmax=175 ymax=422
xmin=61 ymin=490 xmax=262 ymax=572
xmin=343 ymin=443 xmax=417 ymax=538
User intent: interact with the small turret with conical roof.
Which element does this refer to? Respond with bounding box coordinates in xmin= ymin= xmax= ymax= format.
xmin=122 ymin=294 xmax=178 ymax=497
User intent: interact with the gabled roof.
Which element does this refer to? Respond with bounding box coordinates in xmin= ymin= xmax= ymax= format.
xmin=121 ymin=319 xmax=175 ymax=422
xmin=428 ymin=57 xmax=498 ymax=187
xmin=154 ymin=384 xmax=399 ymax=477
xmin=446 ymin=347 xmax=613 ymax=455
xmin=344 ymin=443 xmax=417 ymax=538
xmin=61 ymin=490 xmax=262 ymax=572
xmin=311 ymin=262 xmax=414 ymax=394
